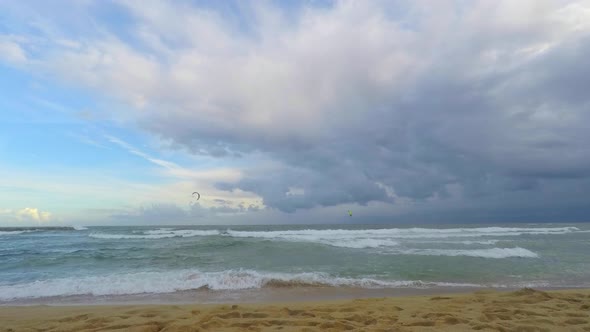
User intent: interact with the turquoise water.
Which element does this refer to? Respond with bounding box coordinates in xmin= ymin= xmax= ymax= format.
xmin=1 ymin=223 xmax=589 ymax=302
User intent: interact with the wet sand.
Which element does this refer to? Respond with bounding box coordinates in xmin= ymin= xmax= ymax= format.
xmin=1 ymin=288 xmax=590 ymax=331
xmin=2 ymin=286 xmax=491 ymax=306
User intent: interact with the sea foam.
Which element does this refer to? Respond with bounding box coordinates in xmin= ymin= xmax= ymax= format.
xmin=89 ymin=229 xmax=220 ymax=240
xmin=225 ymin=226 xmax=578 ymax=240
xmin=222 ymin=227 xmax=576 ymax=248
xmin=86 ymin=226 xmax=577 ymax=250
xmin=390 ymin=247 xmax=539 ymax=259
xmin=0 ymin=231 xmax=28 ymax=236
xmin=0 ymin=269 xmax=481 ymax=301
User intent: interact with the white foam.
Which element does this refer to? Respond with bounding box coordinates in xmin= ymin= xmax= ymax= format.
xmin=87 ymin=226 xmax=579 ymax=243
xmin=226 ymin=227 xmax=578 ymax=239
xmin=89 ymin=229 xmax=220 ymax=240
xmin=390 ymin=247 xmax=539 ymax=259
xmin=143 ymin=228 xmax=174 ymax=235
xmin=73 ymin=226 xmax=88 ymax=231
xmin=223 ymin=227 xmax=577 ymax=248
xmin=0 ymin=269 xmax=481 ymax=301
xmin=143 ymin=229 xmax=220 ymax=237
xmin=225 ymin=230 xmax=401 ymax=249
xmin=328 ymin=238 xmax=399 ymax=248
xmin=0 ymin=231 xmax=27 ymax=236
xmin=410 ymin=239 xmax=502 ymax=245
xmin=457 ymin=240 xmax=500 ymax=245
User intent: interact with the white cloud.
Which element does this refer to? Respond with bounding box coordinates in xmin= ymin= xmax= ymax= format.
xmin=105 ymin=135 xmax=244 ymax=182
xmin=16 ymin=207 xmax=51 ymax=223
xmin=0 ymin=207 xmax=52 ymax=225
xmin=106 ymin=135 xmax=180 ymax=170
xmin=102 ymin=135 xmax=262 ymax=211
xmin=1 ymin=1 xmax=422 ymax=142
xmin=10 ymin=0 xmax=585 ymax=147
xmin=0 ymin=36 xmax=27 ymax=64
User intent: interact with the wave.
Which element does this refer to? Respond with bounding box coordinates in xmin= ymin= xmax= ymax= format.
xmin=89 ymin=229 xmax=220 ymax=240
xmin=388 ymin=247 xmax=539 ymax=259
xmin=226 ymin=226 xmax=579 ymax=239
xmin=0 ymin=269 xmax=482 ymax=301
xmin=143 ymin=228 xmax=175 ymax=235
xmin=224 ymin=230 xmax=401 ymax=249
xmin=73 ymin=226 xmax=88 ymax=231
xmin=89 ymin=228 xmax=399 ymax=248
xmin=85 ymin=226 xmax=578 ymax=250
xmin=222 ymin=227 xmax=577 ymax=248
xmin=327 ymin=238 xmax=399 ymax=248
xmin=0 ymin=230 xmax=29 ymax=236
xmin=411 ymin=240 xmax=502 ymax=245
xmin=0 ymin=227 xmax=75 ymax=235
xmin=457 ymin=240 xmax=500 ymax=245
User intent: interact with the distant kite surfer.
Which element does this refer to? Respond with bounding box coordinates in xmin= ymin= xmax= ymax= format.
xmin=190 ymin=191 xmax=201 ymax=206
xmin=348 ymin=210 xmax=352 ymax=217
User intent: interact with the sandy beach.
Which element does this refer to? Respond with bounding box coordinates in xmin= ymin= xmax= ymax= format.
xmin=2 ymin=288 xmax=590 ymax=331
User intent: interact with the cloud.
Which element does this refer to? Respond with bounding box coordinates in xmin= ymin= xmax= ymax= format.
xmin=2 ymin=1 xmax=590 ymax=220
xmin=105 ymin=135 xmax=244 ymax=182
xmin=106 ymin=135 xmax=180 ymax=170
xmin=16 ymin=207 xmax=52 ymax=223
xmin=103 ymin=135 xmax=257 ymax=205
xmin=67 ymin=132 xmax=110 ymax=149
xmin=0 ymin=35 xmax=28 ymax=65
xmin=0 ymin=207 xmax=52 ymax=224
xmin=108 ymin=201 xmax=261 ymax=225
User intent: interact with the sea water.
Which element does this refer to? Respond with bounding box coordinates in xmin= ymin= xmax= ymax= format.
xmin=1 ymin=223 xmax=589 ymax=303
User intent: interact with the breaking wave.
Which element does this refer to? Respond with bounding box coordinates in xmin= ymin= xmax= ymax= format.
xmin=389 ymin=247 xmax=539 ymax=259
xmin=85 ymin=226 xmax=577 ymax=252
xmin=225 ymin=227 xmax=578 ymax=240
xmin=0 ymin=269 xmax=481 ymax=301
xmin=89 ymin=229 xmax=220 ymax=240
xmin=0 ymin=230 xmax=29 ymax=236
xmin=222 ymin=227 xmax=576 ymax=248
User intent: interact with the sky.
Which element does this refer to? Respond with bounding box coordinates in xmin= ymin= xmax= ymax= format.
xmin=1 ymin=0 xmax=590 ymax=226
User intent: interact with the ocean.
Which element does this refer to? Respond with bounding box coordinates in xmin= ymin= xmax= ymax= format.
xmin=1 ymin=223 xmax=589 ymax=304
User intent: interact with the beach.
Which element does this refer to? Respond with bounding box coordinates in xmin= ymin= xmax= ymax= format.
xmin=2 ymin=288 xmax=590 ymax=331
xmin=2 ymin=225 xmax=590 ymax=330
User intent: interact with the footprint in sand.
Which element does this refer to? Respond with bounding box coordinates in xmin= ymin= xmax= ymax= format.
xmin=57 ymin=314 xmax=90 ymax=322
xmin=242 ymin=312 xmax=269 ymax=318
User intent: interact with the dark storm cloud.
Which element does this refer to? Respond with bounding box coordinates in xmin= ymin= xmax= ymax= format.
xmin=201 ymin=2 xmax=590 ymax=215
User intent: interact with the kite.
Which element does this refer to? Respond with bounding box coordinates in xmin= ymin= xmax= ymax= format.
xmin=190 ymin=192 xmax=201 ymax=206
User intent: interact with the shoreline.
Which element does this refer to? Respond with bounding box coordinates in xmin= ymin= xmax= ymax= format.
xmin=2 ymin=285 xmax=588 ymax=306
xmin=2 ymin=286 xmax=488 ymax=307
xmin=1 ymin=288 xmax=589 ymax=331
